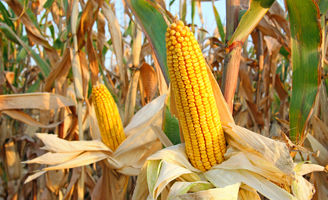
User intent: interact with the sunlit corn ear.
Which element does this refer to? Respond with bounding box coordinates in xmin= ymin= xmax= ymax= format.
xmin=166 ymin=20 xmax=226 ymax=171
xmin=92 ymin=84 xmax=126 ymax=151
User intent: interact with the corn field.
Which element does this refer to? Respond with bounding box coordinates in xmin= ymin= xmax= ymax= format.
xmin=0 ymin=0 xmax=327 ymax=199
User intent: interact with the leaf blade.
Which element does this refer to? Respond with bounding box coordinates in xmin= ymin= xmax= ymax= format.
xmin=286 ymin=0 xmax=321 ymax=143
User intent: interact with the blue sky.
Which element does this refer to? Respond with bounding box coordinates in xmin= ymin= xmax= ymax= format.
xmin=115 ymin=0 xmax=285 ymax=35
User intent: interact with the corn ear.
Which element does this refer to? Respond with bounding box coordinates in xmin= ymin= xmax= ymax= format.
xmin=92 ymin=84 xmax=126 ymax=150
xmin=166 ymin=21 xmax=226 ymax=171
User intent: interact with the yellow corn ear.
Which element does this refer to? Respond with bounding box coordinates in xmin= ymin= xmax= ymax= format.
xmin=92 ymin=84 xmax=126 ymax=151
xmin=166 ymin=21 xmax=226 ymax=171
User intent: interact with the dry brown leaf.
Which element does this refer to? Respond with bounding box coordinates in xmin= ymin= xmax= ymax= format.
xmin=102 ymin=3 xmax=127 ymax=87
xmin=63 ymin=168 xmax=81 ymax=200
xmin=124 ymin=70 xmax=140 ymax=125
xmin=223 ymin=122 xmax=294 ymax=175
xmin=319 ymin=82 xmax=328 ymax=124
xmin=3 ymin=139 xmax=21 ymax=180
xmin=24 ymin=94 xmax=166 ymax=183
xmin=246 ymin=100 xmax=265 ymax=126
xmin=77 ymin=51 xmax=89 ymax=99
xmin=137 ymin=121 xmax=324 ymax=200
xmin=139 ymin=63 xmax=158 ymax=104
xmin=70 ymin=46 xmax=83 ymax=100
xmin=86 ymin=33 xmax=99 ymax=86
xmin=239 ymin=66 xmax=254 ymax=101
xmin=46 ymin=170 xmax=68 ymax=194
xmin=178 ymin=184 xmax=239 ymax=200
xmin=0 ymin=93 xmax=75 ymax=110
xmin=44 ymin=49 xmax=71 ymax=93
xmin=313 ymin=172 xmax=328 ymax=200
xmin=132 ymin=163 xmax=149 ymax=200
xmin=311 ymin=116 xmax=328 ymax=146
xmin=2 ymin=110 xmax=66 ymax=128
xmin=153 ymin=52 xmax=168 ymax=95
xmin=132 ymin=26 xmax=142 ymax=67
xmin=97 ymin=13 xmax=106 ymax=64
xmin=5 ymin=71 xmax=15 ymax=84
xmin=274 ymin=74 xmax=288 ymax=101
xmin=50 ymin=1 xmax=60 ymax=26
xmin=4 ymin=0 xmax=59 ymax=66
xmin=92 ymin=166 xmax=129 ymax=200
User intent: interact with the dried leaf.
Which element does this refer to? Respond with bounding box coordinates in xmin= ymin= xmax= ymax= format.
xmin=0 ymin=93 xmax=75 ymax=110
xmin=178 ymin=183 xmax=240 ymax=200
xmin=124 ymin=70 xmax=140 ymax=125
xmin=92 ymin=166 xmax=129 ymax=200
xmin=24 ymin=94 xmax=166 ymax=182
xmin=291 ymin=175 xmax=315 ymax=200
xmin=102 ymin=3 xmax=126 ymax=85
xmin=5 ymin=71 xmax=14 ymax=84
xmin=167 ymin=181 xmax=214 ymax=199
xmin=206 ymin=169 xmax=294 ymax=200
xmin=44 ymin=49 xmax=71 ymax=92
xmin=2 ymin=110 xmax=66 ymax=128
xmin=46 ymin=170 xmax=68 ymax=193
xmin=3 ymin=139 xmax=21 ymax=180
xmin=139 ymin=63 xmax=158 ymax=104
xmin=4 ymin=0 xmax=59 ymax=65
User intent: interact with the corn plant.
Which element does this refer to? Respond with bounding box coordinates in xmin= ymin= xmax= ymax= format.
xmin=0 ymin=0 xmax=327 ymax=199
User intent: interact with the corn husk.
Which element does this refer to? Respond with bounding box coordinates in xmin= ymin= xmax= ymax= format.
xmin=133 ymin=122 xmax=324 ymax=200
xmin=132 ymin=65 xmax=325 ymax=200
xmin=24 ymin=94 xmax=167 ymax=182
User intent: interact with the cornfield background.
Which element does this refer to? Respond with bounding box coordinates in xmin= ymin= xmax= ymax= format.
xmin=0 ymin=0 xmax=327 ymax=199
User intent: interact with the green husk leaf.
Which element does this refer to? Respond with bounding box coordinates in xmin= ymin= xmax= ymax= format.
xmin=147 ymin=160 xmax=162 ymax=197
xmin=163 ymin=106 xmax=181 ymax=145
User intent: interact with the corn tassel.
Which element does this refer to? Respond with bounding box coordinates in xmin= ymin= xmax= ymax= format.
xmin=166 ymin=21 xmax=226 ymax=171
xmin=92 ymin=84 xmax=126 ymax=151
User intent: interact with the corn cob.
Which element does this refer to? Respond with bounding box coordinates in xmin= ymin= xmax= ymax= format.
xmin=92 ymin=84 xmax=126 ymax=151
xmin=166 ymin=21 xmax=226 ymax=171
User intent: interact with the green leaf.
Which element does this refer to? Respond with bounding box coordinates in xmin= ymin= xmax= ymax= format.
xmin=49 ymin=24 xmax=55 ymax=40
xmin=53 ymin=38 xmax=64 ymax=50
xmin=163 ymin=106 xmax=181 ymax=145
xmin=17 ymin=48 xmax=27 ymax=62
xmin=0 ymin=2 xmax=15 ymax=30
xmin=126 ymin=0 xmax=169 ymax=83
xmin=26 ymin=9 xmax=39 ymax=29
xmin=169 ymin=0 xmax=175 ymax=7
xmin=191 ymin=0 xmax=196 ymax=26
xmin=27 ymin=79 xmax=41 ymax=92
xmin=238 ymin=9 xmax=247 ymax=22
xmin=286 ymin=0 xmax=321 ymax=143
xmin=319 ymin=0 xmax=328 ymax=14
xmin=43 ymin=0 xmax=55 ymax=9
xmin=228 ymin=0 xmax=275 ymax=45
xmin=212 ymin=1 xmax=225 ymax=42
xmin=0 ymin=22 xmax=51 ymax=76
xmin=181 ymin=0 xmax=187 ymax=22
xmin=123 ymin=20 xmax=134 ymax=37
xmin=279 ymin=46 xmax=290 ymax=59
xmin=0 ymin=24 xmax=19 ymax=43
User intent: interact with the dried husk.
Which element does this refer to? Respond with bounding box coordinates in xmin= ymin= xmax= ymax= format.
xmin=132 ymin=67 xmax=324 ymax=200
xmin=132 ymin=123 xmax=324 ymax=200
xmin=23 ymin=94 xmax=167 ymax=183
